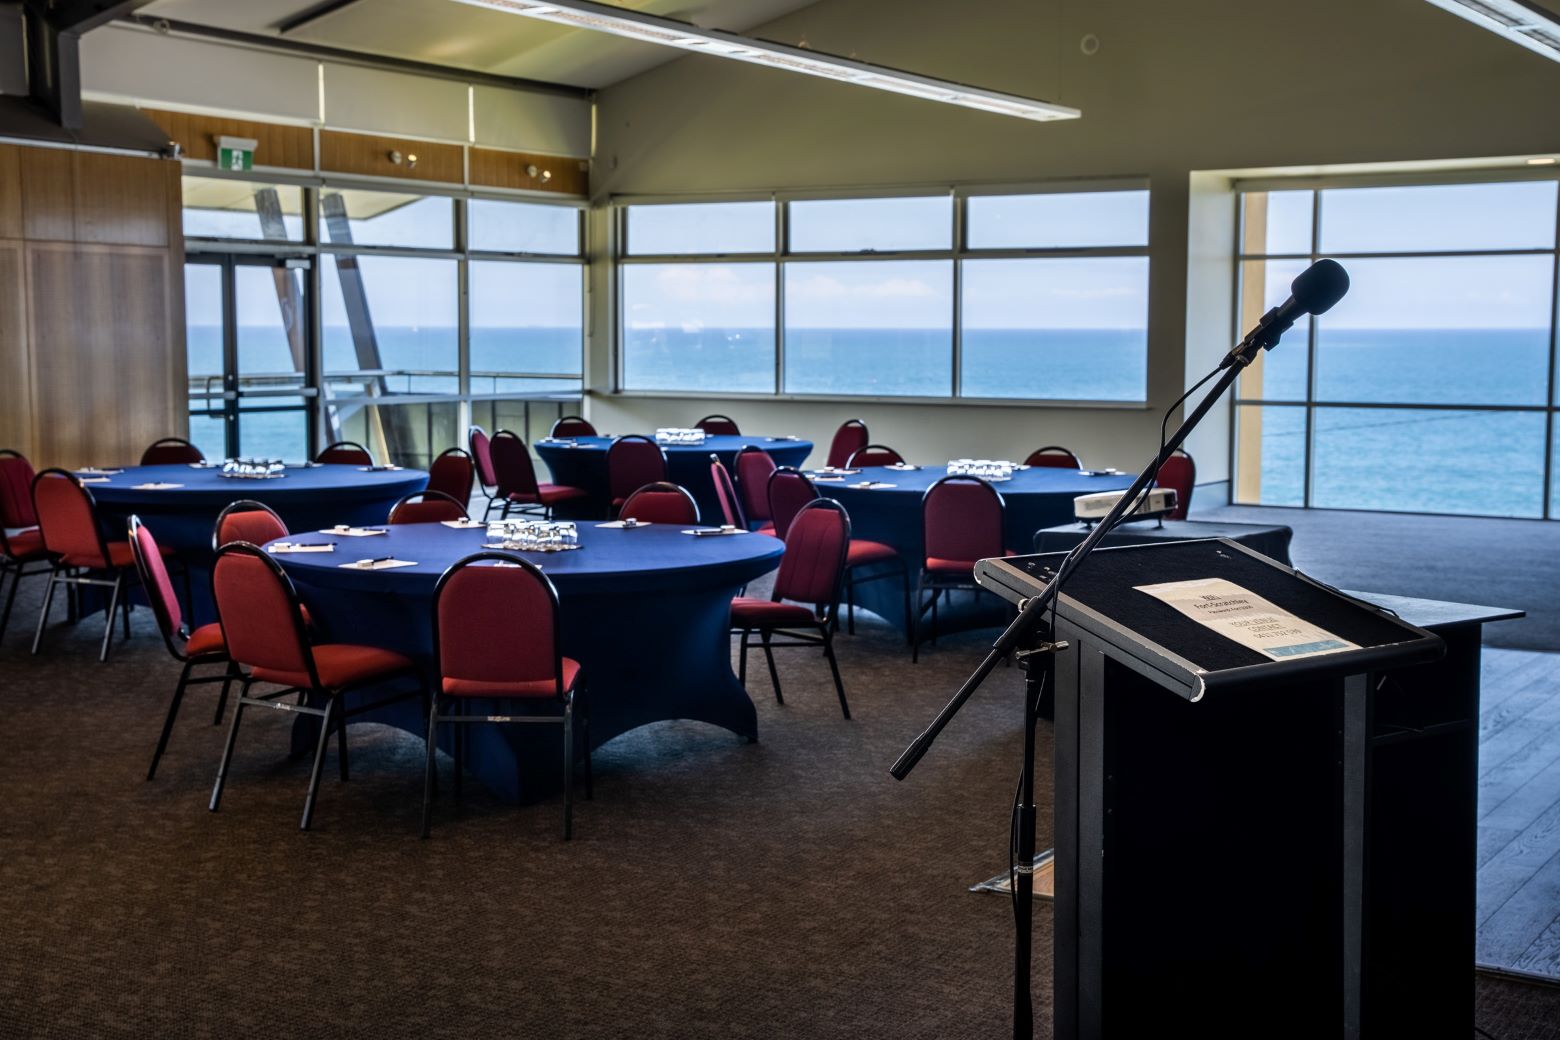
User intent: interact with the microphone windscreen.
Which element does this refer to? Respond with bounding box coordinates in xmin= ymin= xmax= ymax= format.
xmin=1291 ymin=259 xmax=1349 ymax=315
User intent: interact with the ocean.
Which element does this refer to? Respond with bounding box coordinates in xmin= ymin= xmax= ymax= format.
xmin=187 ymin=325 xmax=1559 ymax=519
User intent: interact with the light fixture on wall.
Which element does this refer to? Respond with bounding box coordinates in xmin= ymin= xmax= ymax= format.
xmin=388 ymin=150 xmax=420 ymax=169
xmin=449 ymin=0 xmax=1081 ymax=122
xmin=1420 ymin=0 xmax=1560 ymax=62
xmin=525 ymin=163 xmax=553 ymax=182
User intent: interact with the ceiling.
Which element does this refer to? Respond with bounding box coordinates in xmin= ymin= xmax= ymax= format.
xmin=134 ymin=0 xmax=824 ymax=90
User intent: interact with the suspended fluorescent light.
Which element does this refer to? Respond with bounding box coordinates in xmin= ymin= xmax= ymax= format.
xmin=1421 ymin=0 xmax=1560 ymax=62
xmin=450 ymin=0 xmax=1081 ymax=122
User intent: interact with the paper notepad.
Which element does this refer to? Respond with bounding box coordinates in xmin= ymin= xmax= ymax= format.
xmin=78 ymin=476 xmax=111 ymax=484
xmin=76 ymin=467 xmax=123 ymax=476
xmin=267 ymin=542 xmax=335 ymax=554
xmin=811 ymin=475 xmax=846 ymax=483
xmin=132 ymin=482 xmax=184 ymax=490
xmin=319 ymin=526 xmax=387 ymax=537
xmin=852 ymin=481 xmax=897 ymax=490
xmin=1134 ymin=578 xmax=1359 ymax=662
xmin=597 ymin=520 xmax=652 ymax=528
xmin=440 ymin=519 xmax=486 ymax=529
xmin=341 ymin=558 xmax=416 ymax=570
xmin=357 ymin=465 xmax=403 ymax=472
xmin=682 ymin=527 xmax=747 ymax=537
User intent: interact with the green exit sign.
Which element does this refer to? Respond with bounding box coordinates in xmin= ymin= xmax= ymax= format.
xmin=215 ymin=135 xmax=257 ymax=172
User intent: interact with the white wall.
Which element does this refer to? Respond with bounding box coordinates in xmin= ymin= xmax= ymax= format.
xmin=586 ymin=0 xmax=1560 ymax=483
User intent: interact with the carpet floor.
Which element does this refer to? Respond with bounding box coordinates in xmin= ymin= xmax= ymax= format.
xmin=0 ymin=575 xmax=1556 ymax=1039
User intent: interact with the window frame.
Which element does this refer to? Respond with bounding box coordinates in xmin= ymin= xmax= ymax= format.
xmin=612 ymin=179 xmax=1152 ymax=407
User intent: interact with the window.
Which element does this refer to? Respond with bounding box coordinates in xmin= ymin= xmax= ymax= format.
xmin=470 ymin=260 xmax=584 ymax=393
xmin=1233 ymin=178 xmax=1560 ymax=518
xmin=617 ymin=187 xmax=1150 ymax=400
xmin=469 ymin=198 xmax=581 ymax=254
xmin=319 ymin=190 xmax=453 ymax=249
xmin=183 ymin=176 xmax=305 ymax=241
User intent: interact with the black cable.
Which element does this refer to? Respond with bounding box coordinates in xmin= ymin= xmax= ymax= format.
xmin=1474 ymin=1025 xmax=1499 ymax=1040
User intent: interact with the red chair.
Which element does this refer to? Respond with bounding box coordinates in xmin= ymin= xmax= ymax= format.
xmin=551 ymin=415 xmax=597 ymax=438
xmin=845 ymin=444 xmax=905 ymax=468
xmin=469 ymin=425 xmax=503 ymax=521
xmin=695 ymin=414 xmax=741 ymax=436
xmin=1156 ymin=450 xmax=1195 ymax=520
xmin=766 ymin=467 xmax=819 ymax=541
xmin=826 ymin=419 xmax=869 ymax=469
xmin=316 ymin=440 xmax=374 ymax=466
xmin=619 ymin=482 xmax=699 ymax=525
xmin=129 ymin=516 xmax=240 ymax=781
xmin=30 ymin=469 xmax=177 ymax=662
xmin=734 ymin=446 xmax=776 ymax=533
xmin=709 ymin=455 xmax=746 ymax=529
xmin=0 ymin=449 xmax=49 ymax=643
xmin=492 ymin=430 xmax=587 ymax=519
xmin=140 ymin=436 xmax=205 ymax=466
xmin=426 ymin=447 xmax=475 ymax=507
xmin=730 ymin=499 xmax=851 ymax=719
xmin=388 ymin=490 xmax=469 ymax=525
xmin=915 ymin=476 xmax=1009 ymax=662
xmin=1024 ymin=445 xmax=1082 ymax=469
xmin=208 ymin=542 xmax=427 ymax=832
xmin=425 ymin=552 xmax=590 ymax=839
xmin=606 ymin=436 xmax=667 ymax=518
xmin=213 ymin=500 xmax=288 ymax=551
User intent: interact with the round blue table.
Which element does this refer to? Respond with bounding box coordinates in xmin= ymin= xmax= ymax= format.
xmin=86 ymin=463 xmax=427 ymax=624
xmin=816 ymin=465 xmax=1135 ymax=633
xmin=268 ymin=522 xmax=785 ymax=802
xmin=534 ymin=434 xmax=814 ymax=520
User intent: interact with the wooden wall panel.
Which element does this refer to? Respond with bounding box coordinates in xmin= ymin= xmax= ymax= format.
xmin=74 ymin=153 xmax=176 ymax=248
xmin=0 ymin=146 xmax=21 ymax=240
xmin=143 ymin=108 xmax=315 ymax=171
xmin=319 ymin=130 xmax=463 ymax=184
xmin=469 ymin=147 xmax=588 ymax=197
xmin=0 ymin=243 xmax=29 ymax=454
xmin=26 ymin=244 xmax=177 ymax=468
xmin=19 ymin=147 xmax=77 ymax=242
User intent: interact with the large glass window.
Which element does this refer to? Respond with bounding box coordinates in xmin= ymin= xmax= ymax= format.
xmin=319 ymin=190 xmax=453 ymax=250
xmin=618 ymin=187 xmax=1151 ymax=400
xmin=469 ymin=198 xmax=581 ymax=254
xmin=1233 ymin=177 xmax=1560 ymax=519
xmin=469 ymin=261 xmax=583 ymax=394
xmin=182 ymin=176 xmax=306 ymax=241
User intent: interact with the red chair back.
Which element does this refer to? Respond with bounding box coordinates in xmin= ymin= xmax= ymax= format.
xmin=695 ymin=414 xmax=741 ymax=436
xmin=0 ymin=450 xmax=37 ymax=529
xmin=773 ymin=499 xmax=850 ymax=608
xmin=468 ymin=426 xmax=498 ymax=489
xmin=551 ymin=415 xmax=596 ymax=438
xmin=767 ymin=467 xmax=819 ymax=541
xmin=923 ymin=476 xmax=1006 ymax=567
xmin=709 ymin=455 xmax=746 ymax=529
xmin=846 ymin=444 xmax=904 ymax=468
xmin=317 ymin=441 xmax=373 ymax=466
xmin=1156 ymin=451 xmax=1195 ymax=520
xmin=620 ymin=482 xmax=699 ymax=525
xmin=140 ymin=437 xmax=205 ymax=466
xmin=490 ymin=430 xmax=541 ymax=499
xmin=1024 ymin=445 xmax=1082 ymax=469
xmin=826 ymin=419 xmax=868 ymax=469
xmin=389 ymin=491 xmax=469 ymax=525
xmin=212 ymin=543 xmax=315 ymax=683
xmin=607 ymin=436 xmax=667 ymax=505
xmin=32 ymin=469 xmax=111 ymax=568
xmin=129 ymin=515 xmax=187 ymax=652
xmin=734 ymin=446 xmax=775 ymax=523
xmin=426 ymin=448 xmax=474 ymax=506
xmin=434 ymin=553 xmax=566 ymax=700
xmin=214 ymin=500 xmax=288 ymax=551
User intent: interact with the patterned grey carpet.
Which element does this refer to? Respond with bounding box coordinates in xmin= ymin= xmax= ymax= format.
xmin=0 ymin=575 xmax=1555 ymax=1038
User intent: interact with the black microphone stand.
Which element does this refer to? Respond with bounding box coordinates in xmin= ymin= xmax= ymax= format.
xmin=890 ymin=335 xmax=1271 ymax=1040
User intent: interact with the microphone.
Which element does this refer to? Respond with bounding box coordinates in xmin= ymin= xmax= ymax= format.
xmin=1223 ymin=258 xmax=1349 ymax=367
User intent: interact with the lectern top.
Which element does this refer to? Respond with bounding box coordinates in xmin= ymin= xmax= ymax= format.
xmin=975 ymin=538 xmax=1444 ymax=700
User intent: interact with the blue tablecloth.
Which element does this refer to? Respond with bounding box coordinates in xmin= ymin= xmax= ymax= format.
xmin=84 ymin=463 xmax=427 ymax=624
xmin=269 ymin=522 xmax=784 ymax=802
xmin=534 ymin=434 xmax=814 ymax=520
xmin=817 ymin=465 xmax=1134 ymax=633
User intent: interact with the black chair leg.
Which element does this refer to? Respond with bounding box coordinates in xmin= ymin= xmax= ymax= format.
xmin=31 ymin=567 xmax=59 ymax=656
xmin=209 ymin=680 xmax=251 ymax=812
xmin=846 ymin=576 xmax=856 ymax=635
xmin=301 ymin=695 xmax=335 ymax=831
xmin=336 ymin=704 xmax=350 ymax=783
xmin=760 ymin=629 xmax=783 ymax=704
xmin=821 ymin=625 xmax=850 ymax=720
xmin=213 ymin=662 xmax=239 ymax=725
xmin=911 ymin=572 xmax=925 ymax=664
xmin=0 ymin=564 xmax=18 ymax=641
xmin=98 ymin=572 xmax=125 ymax=663
xmin=147 ymin=659 xmax=195 ymax=781
xmin=563 ymin=705 xmax=575 ymax=841
xmin=420 ymin=695 xmax=439 ymax=838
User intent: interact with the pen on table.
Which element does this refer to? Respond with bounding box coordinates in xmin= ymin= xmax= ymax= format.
xmin=361 ymin=555 xmax=395 ymax=566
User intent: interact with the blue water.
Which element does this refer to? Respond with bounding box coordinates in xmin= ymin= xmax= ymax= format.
xmin=187 ymin=325 xmax=1560 ymax=518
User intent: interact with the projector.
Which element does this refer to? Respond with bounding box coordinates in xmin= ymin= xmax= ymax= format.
xmin=1073 ymin=486 xmax=1177 ymax=524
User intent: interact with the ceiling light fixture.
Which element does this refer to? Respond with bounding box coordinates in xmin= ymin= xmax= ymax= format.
xmin=1420 ymin=0 xmax=1560 ymax=62
xmin=449 ymin=0 xmax=1081 ymax=122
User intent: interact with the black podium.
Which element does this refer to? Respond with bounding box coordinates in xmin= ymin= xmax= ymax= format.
xmin=975 ymin=538 xmax=1453 ymax=1039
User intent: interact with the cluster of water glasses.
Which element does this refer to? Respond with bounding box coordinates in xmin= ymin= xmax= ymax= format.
xmin=220 ymin=458 xmax=286 ymax=479
xmin=654 ymin=427 xmax=706 ymax=445
xmin=947 ymin=458 xmax=1017 ymax=481
xmin=485 ymin=519 xmax=580 ymax=552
